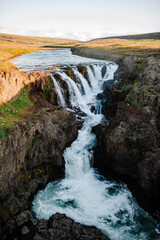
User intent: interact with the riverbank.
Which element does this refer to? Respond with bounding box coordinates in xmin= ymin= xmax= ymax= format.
xmin=71 ymin=40 xmax=160 ymax=216
xmin=0 ymin=32 xmax=78 ymax=76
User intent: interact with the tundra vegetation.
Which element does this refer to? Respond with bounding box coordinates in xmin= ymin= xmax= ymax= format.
xmin=74 ymin=37 xmax=160 ymax=58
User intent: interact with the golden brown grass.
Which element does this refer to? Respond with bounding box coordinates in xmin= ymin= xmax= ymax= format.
xmin=0 ymin=33 xmax=78 ymax=72
xmin=0 ymin=33 xmax=78 ymax=134
xmin=75 ymin=38 xmax=160 ymax=57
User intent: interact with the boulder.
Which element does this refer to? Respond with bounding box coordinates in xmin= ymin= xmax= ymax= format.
xmin=2 ymin=212 xmax=110 ymax=240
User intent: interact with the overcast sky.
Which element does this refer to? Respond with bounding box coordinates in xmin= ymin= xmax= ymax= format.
xmin=0 ymin=0 xmax=160 ymax=41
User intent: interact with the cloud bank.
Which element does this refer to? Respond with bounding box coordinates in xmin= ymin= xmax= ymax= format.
xmin=0 ymin=27 xmax=129 ymax=41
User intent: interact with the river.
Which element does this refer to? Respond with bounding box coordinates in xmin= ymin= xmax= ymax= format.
xmin=12 ymin=48 xmax=160 ymax=240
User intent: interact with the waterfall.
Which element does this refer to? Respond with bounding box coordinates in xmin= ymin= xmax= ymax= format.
xmin=58 ymin=72 xmax=84 ymax=109
xmin=50 ymin=74 xmax=66 ymax=106
xmin=32 ymin=60 xmax=159 ymax=240
xmin=103 ymin=64 xmax=118 ymax=80
xmin=92 ymin=65 xmax=102 ymax=80
xmin=52 ymin=63 xmax=112 ymax=114
xmin=73 ymin=69 xmax=91 ymax=95
xmin=87 ymin=65 xmax=98 ymax=91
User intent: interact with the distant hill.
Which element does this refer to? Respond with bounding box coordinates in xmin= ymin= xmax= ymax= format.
xmin=91 ymin=32 xmax=160 ymax=41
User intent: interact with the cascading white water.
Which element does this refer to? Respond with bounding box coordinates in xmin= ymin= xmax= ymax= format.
xmin=50 ymin=74 xmax=66 ymax=106
xmin=73 ymin=69 xmax=91 ymax=95
xmin=87 ymin=65 xmax=98 ymax=91
xmin=103 ymin=64 xmax=118 ymax=80
xmin=93 ymin=65 xmax=102 ymax=80
xmin=58 ymin=72 xmax=85 ymax=109
xmin=32 ymin=62 xmax=160 ymax=240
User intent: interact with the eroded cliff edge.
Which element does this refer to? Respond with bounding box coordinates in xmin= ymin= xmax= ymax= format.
xmin=72 ymin=47 xmax=160 ymax=215
xmin=0 ymin=70 xmax=77 ymax=238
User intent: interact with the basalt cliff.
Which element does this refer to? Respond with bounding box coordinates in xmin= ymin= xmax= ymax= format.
xmin=72 ymin=47 xmax=160 ymax=215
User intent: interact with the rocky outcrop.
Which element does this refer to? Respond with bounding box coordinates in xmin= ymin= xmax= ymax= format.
xmin=0 ymin=71 xmax=79 ymax=238
xmin=97 ymin=79 xmax=117 ymax=118
xmin=92 ymin=56 xmax=160 ymax=213
xmin=0 ymin=67 xmax=29 ymax=104
xmin=0 ymin=66 xmax=59 ymax=105
xmin=0 ymin=105 xmax=78 ymax=215
xmin=2 ymin=211 xmax=109 ymax=240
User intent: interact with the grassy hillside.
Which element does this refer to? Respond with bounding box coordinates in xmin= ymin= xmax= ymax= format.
xmin=0 ymin=33 xmax=78 ymax=72
xmin=74 ymin=37 xmax=160 ymax=58
xmin=91 ymin=32 xmax=160 ymax=41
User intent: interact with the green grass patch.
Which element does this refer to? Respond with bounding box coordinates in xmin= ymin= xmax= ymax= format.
xmin=135 ymin=59 xmax=147 ymax=73
xmin=11 ymin=89 xmax=32 ymax=110
xmin=154 ymin=107 xmax=160 ymax=116
xmin=0 ymin=89 xmax=33 ymax=138
xmin=125 ymin=94 xmax=141 ymax=108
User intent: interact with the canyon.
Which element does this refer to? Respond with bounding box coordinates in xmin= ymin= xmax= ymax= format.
xmin=0 ymin=47 xmax=160 ymax=240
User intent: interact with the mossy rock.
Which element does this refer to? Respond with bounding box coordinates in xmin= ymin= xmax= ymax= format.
xmin=77 ymin=65 xmax=88 ymax=78
xmin=0 ymin=126 xmax=6 ymax=138
xmin=65 ymin=66 xmax=76 ymax=81
xmin=0 ymin=207 xmax=10 ymax=221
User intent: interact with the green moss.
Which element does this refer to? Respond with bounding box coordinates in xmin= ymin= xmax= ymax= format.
xmin=135 ymin=59 xmax=147 ymax=73
xmin=77 ymin=65 xmax=88 ymax=77
xmin=41 ymin=77 xmax=54 ymax=94
xmin=0 ymin=88 xmax=33 ymax=137
xmin=28 ymin=173 xmax=32 ymax=180
xmin=37 ymin=168 xmax=44 ymax=174
xmin=0 ymin=126 xmax=6 ymax=138
xmin=18 ymin=173 xmax=25 ymax=186
xmin=65 ymin=67 xmax=76 ymax=80
xmin=0 ymin=89 xmax=32 ymax=115
xmin=0 ymin=208 xmax=10 ymax=221
xmin=42 ymin=88 xmax=53 ymax=93
xmin=12 ymin=89 xmax=32 ymax=110
xmin=133 ymin=148 xmax=139 ymax=155
xmin=125 ymin=95 xmax=141 ymax=108
xmin=26 ymin=138 xmax=39 ymax=154
xmin=154 ymin=107 xmax=160 ymax=116
xmin=119 ymin=109 xmax=126 ymax=113
xmin=118 ymin=85 xmax=131 ymax=93
xmin=32 ymin=138 xmax=39 ymax=146
xmin=48 ymin=75 xmax=54 ymax=84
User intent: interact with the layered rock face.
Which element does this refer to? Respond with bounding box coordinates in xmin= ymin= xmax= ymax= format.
xmin=93 ymin=56 xmax=160 ymax=213
xmin=0 ymin=105 xmax=77 ymax=215
xmin=0 ymin=67 xmax=29 ymax=104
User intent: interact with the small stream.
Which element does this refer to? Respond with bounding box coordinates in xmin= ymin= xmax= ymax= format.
xmin=12 ymin=49 xmax=160 ymax=240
